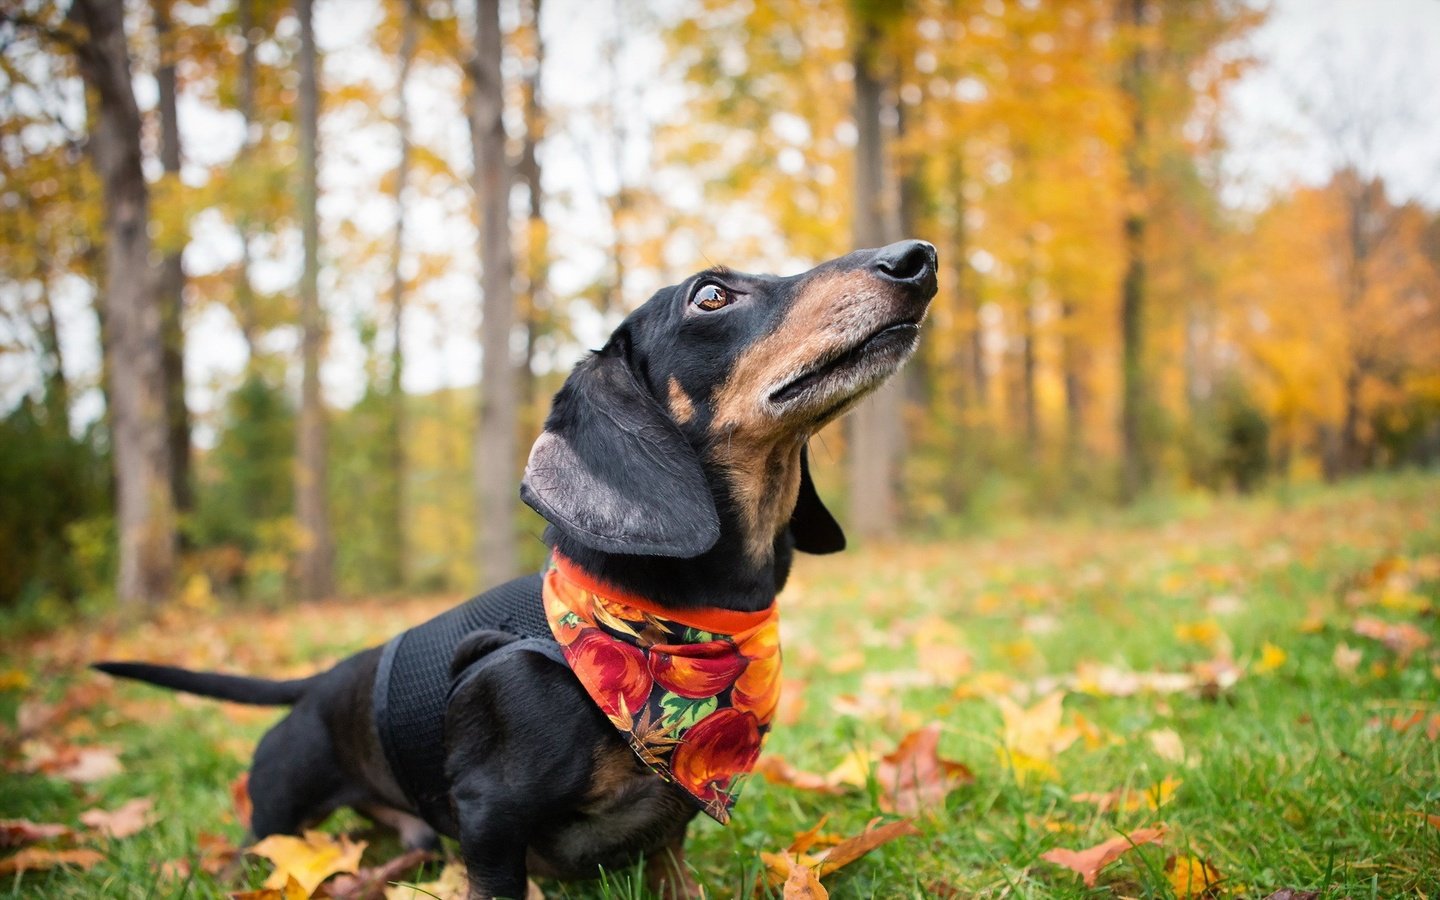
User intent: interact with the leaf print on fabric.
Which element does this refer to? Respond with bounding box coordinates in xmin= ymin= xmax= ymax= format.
xmin=660 ymin=693 xmax=720 ymax=730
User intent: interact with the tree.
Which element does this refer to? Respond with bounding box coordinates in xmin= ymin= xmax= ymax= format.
xmin=847 ymin=11 xmax=904 ymax=540
xmin=67 ymin=0 xmax=177 ymax=604
xmin=470 ymin=0 xmax=520 ymax=582
xmin=295 ymin=0 xmax=334 ymax=599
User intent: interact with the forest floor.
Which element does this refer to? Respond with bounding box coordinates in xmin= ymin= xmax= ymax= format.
xmin=2 ymin=473 xmax=1438 ymax=899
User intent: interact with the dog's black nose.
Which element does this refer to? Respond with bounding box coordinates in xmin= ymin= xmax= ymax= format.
xmin=871 ymin=239 xmax=938 ymax=289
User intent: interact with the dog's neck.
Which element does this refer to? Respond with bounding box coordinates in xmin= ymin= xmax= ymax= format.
xmin=545 ymin=449 xmax=803 ymax=613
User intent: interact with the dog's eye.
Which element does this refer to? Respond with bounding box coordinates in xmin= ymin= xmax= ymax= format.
xmin=692 ymin=284 xmax=731 ymax=312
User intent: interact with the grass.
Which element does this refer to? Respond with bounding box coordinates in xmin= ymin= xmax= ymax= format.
xmin=2 ymin=473 xmax=1438 ymax=898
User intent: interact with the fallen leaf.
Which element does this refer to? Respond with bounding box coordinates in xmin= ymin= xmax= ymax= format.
xmin=24 ymin=744 xmax=124 ymax=784
xmin=1332 ymin=643 xmax=1362 ymax=675
xmin=1167 ymin=854 xmax=1222 ymax=898
xmin=229 ymin=875 xmax=309 ymax=900
xmin=1147 ymin=728 xmax=1186 ymax=763
xmin=0 ymin=846 xmax=105 ymax=875
xmin=874 ymin=724 xmax=974 ymax=814
xmin=1174 ymin=620 xmax=1230 ymax=653
xmin=1426 ymin=813 xmax=1440 ymax=831
xmin=787 ymin=814 xmax=836 ymax=855
xmin=995 ymin=692 xmax=1079 ymax=783
xmin=384 ymin=861 xmax=468 ymax=900
xmin=781 ymin=856 xmax=827 ymax=900
xmin=231 ymin=772 xmax=253 ymax=829
xmin=0 ymin=819 xmax=74 ymax=849
xmin=811 ymin=817 xmax=920 ymax=877
xmin=1260 ymin=890 xmax=1319 ymax=900
xmin=754 ymin=755 xmax=847 ymax=795
xmin=248 ymin=830 xmax=366 ymax=897
xmin=1040 ymin=825 xmax=1167 ymax=887
xmin=1353 ymin=617 xmax=1430 ymax=661
xmin=1071 ymin=777 xmax=1182 ymax=814
xmin=1254 ymin=642 xmax=1287 ymax=674
xmin=0 ymin=669 xmax=31 ymax=691
xmin=80 ymin=797 xmax=154 ymax=840
xmin=825 ymin=747 xmax=877 ymax=790
xmin=326 ymin=848 xmax=438 ymax=900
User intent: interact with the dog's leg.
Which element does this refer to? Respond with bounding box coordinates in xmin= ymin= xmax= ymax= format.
xmin=644 ymin=837 xmax=702 ymax=900
xmin=450 ymin=770 xmax=531 ymax=900
xmin=359 ymin=803 xmax=440 ymax=852
xmin=247 ymin=707 xmax=348 ymax=838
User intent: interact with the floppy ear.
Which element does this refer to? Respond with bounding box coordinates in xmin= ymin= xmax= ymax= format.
xmin=521 ymin=349 xmax=721 ymax=558
xmin=789 ymin=445 xmax=846 ymax=554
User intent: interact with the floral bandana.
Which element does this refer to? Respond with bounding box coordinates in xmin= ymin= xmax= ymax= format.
xmin=542 ymin=553 xmax=781 ymax=824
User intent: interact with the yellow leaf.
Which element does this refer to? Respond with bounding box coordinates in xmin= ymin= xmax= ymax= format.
xmin=1167 ymin=854 xmax=1222 ymax=898
xmin=0 ymin=669 xmax=31 ymax=691
xmin=995 ymin=692 xmax=1079 ymax=783
xmin=1254 ymin=642 xmax=1287 ymax=674
xmin=248 ymin=830 xmax=365 ymax=897
xmin=1147 ymin=728 xmax=1186 ymax=763
xmin=230 ymin=875 xmax=309 ymax=900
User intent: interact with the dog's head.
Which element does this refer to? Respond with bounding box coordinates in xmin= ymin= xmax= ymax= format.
xmin=523 ymin=239 xmax=937 ymax=563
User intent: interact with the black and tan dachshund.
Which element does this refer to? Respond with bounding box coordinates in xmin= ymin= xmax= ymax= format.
xmin=95 ymin=240 xmax=938 ymax=899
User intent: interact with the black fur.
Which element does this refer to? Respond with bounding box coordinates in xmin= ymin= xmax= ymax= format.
xmin=95 ymin=240 xmax=937 ymax=900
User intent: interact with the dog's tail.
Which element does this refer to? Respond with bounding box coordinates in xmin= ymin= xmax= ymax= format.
xmin=92 ymin=661 xmax=314 ymax=706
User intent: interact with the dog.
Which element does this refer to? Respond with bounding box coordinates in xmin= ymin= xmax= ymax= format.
xmin=95 ymin=240 xmax=937 ymax=899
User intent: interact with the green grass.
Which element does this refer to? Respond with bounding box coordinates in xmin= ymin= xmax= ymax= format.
xmin=3 ymin=473 xmax=1438 ymax=898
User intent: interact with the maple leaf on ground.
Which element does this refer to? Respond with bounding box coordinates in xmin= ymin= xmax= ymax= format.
xmin=763 ymin=817 xmax=920 ymax=887
xmin=0 ymin=819 xmax=74 ymax=849
xmin=231 ymin=772 xmax=254 ymax=829
xmin=248 ymin=830 xmax=366 ymax=897
xmin=995 ymin=692 xmax=1078 ymax=783
xmin=874 ymin=724 xmax=974 ymax=815
xmin=325 ymin=848 xmax=438 ymax=900
xmin=1167 ymin=854 xmax=1223 ymax=898
xmin=80 ymin=797 xmax=154 ymax=840
xmin=383 ymin=861 xmax=469 ymax=900
xmin=22 ymin=742 xmax=123 ymax=784
xmin=0 ymin=846 xmax=105 ymax=875
xmin=1040 ymin=825 xmax=1167 ymax=887
xmin=774 ymin=854 xmax=828 ymax=900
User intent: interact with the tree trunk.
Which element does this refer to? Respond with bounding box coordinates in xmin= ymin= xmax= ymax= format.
xmin=69 ymin=0 xmax=176 ymax=604
xmin=1118 ymin=0 xmax=1151 ymax=502
xmin=235 ymin=0 xmax=262 ymax=362
xmin=518 ymin=0 xmax=547 ymax=414
xmin=154 ymin=0 xmax=191 ymax=514
xmin=847 ymin=23 xmax=903 ymax=540
xmin=295 ymin=0 xmax=334 ymax=599
xmin=381 ymin=1 xmax=416 ymax=590
xmin=1020 ymin=233 xmax=1039 ymax=451
xmin=1060 ymin=299 xmax=1085 ymax=454
xmin=470 ymin=0 xmax=519 ymax=581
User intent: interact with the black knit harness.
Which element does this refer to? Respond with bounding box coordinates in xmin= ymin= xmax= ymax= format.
xmin=371 ymin=572 xmax=565 ymax=834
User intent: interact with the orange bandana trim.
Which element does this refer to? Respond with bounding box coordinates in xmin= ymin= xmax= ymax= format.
xmin=542 ymin=553 xmax=780 ymax=824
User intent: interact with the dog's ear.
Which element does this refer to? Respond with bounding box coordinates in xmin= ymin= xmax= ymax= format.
xmin=521 ymin=349 xmax=721 ymax=558
xmin=790 ymin=445 xmax=846 ymax=554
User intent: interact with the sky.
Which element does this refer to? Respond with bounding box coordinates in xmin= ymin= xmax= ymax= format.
xmin=4 ymin=0 xmax=1440 ymax=444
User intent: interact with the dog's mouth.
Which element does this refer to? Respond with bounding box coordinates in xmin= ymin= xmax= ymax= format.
xmin=768 ymin=317 xmax=922 ymax=409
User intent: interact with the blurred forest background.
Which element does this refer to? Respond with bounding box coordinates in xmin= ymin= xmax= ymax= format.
xmin=1 ymin=0 xmax=1438 ymax=613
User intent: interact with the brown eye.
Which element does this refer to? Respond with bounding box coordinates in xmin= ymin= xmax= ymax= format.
xmin=692 ymin=283 xmax=731 ymax=311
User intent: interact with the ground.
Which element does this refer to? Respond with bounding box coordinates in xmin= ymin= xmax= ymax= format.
xmin=2 ymin=474 xmax=1438 ymax=898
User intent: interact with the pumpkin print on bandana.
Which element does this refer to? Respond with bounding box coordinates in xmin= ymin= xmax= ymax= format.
xmin=542 ymin=553 xmax=780 ymax=824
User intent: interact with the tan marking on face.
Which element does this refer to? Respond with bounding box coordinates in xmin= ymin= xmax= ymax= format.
xmin=706 ymin=269 xmax=890 ymax=562
xmin=667 ymin=376 xmax=695 ymax=424
xmin=582 ymin=743 xmax=647 ymax=809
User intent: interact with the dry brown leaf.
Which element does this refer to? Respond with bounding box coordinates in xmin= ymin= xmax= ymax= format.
xmin=754 ymin=755 xmax=847 ymax=795
xmin=782 ymin=858 xmax=828 ymax=900
xmin=1039 ymin=825 xmax=1167 ymax=887
xmin=811 ymin=817 xmax=920 ymax=877
xmin=0 ymin=846 xmax=105 ymax=875
xmin=248 ymin=830 xmax=366 ymax=897
xmin=1352 ymin=617 xmax=1431 ymax=661
xmin=0 ymin=818 xmax=74 ymax=849
xmin=80 ymin=797 xmax=154 ymax=840
xmin=22 ymin=743 xmax=124 ymax=784
xmin=325 ymin=848 xmax=438 ymax=900
xmin=1425 ymin=813 xmax=1440 ymax=831
xmin=231 ymin=771 xmax=254 ymax=829
xmin=787 ymin=814 xmax=833 ymax=855
xmin=875 ymin=724 xmax=974 ymax=815
xmin=1260 ymin=890 xmax=1319 ymax=900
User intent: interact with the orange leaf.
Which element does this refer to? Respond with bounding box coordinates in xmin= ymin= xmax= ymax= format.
xmin=79 ymin=797 xmax=154 ymax=840
xmin=1353 ymin=617 xmax=1430 ymax=660
xmin=247 ymin=830 xmax=366 ymax=897
xmin=0 ymin=846 xmax=105 ymax=875
xmin=875 ymin=724 xmax=974 ymax=815
xmin=0 ymin=819 xmax=74 ymax=849
xmin=788 ymin=814 xmax=832 ymax=855
xmin=229 ymin=874 xmax=309 ymax=900
xmin=1040 ymin=825 xmax=1167 ymax=887
xmin=782 ymin=860 xmax=828 ymax=900
xmin=231 ymin=772 xmax=253 ymax=829
xmin=812 ymin=817 xmax=921 ymax=877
